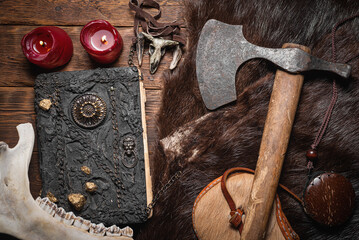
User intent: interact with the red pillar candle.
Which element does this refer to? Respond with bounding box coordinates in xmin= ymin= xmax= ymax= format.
xmin=80 ymin=20 xmax=123 ymax=64
xmin=21 ymin=27 xmax=73 ymax=69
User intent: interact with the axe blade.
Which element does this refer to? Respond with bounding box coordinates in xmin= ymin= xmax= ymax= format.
xmin=196 ymin=20 xmax=244 ymax=110
xmin=196 ymin=19 xmax=351 ymax=110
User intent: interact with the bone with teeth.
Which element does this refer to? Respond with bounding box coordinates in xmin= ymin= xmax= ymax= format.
xmin=73 ymin=216 xmax=92 ymax=231
xmin=106 ymin=225 xmax=122 ymax=236
xmin=52 ymin=207 xmax=75 ymax=226
xmin=39 ymin=197 xmax=57 ymax=216
xmin=90 ymin=223 xmax=107 ymax=236
xmin=0 ymin=123 xmax=133 ymax=240
xmin=54 ymin=207 xmax=66 ymax=221
xmin=121 ymin=226 xmax=134 ymax=237
xmin=36 ymin=197 xmax=135 ymax=237
xmin=63 ymin=212 xmax=75 ymax=225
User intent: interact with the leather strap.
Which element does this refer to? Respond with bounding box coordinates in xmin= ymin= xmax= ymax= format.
xmin=275 ymin=195 xmax=300 ymax=240
xmin=221 ymin=167 xmax=301 ymax=239
xmin=129 ymin=0 xmax=186 ymax=45
xmin=221 ymin=167 xmax=253 ymax=233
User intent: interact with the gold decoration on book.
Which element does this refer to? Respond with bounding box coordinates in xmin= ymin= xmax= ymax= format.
xmin=68 ymin=193 xmax=86 ymax=211
xmin=46 ymin=191 xmax=58 ymax=203
xmin=81 ymin=166 xmax=91 ymax=175
xmin=39 ymin=99 xmax=52 ymax=111
xmin=85 ymin=182 xmax=98 ymax=193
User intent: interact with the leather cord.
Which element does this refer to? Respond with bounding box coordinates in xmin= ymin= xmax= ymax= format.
xmin=129 ymin=0 xmax=186 ymax=45
xmin=221 ymin=167 xmax=251 ymax=233
xmin=310 ymin=13 xmax=359 ymax=151
xmin=220 ymin=167 xmax=303 ymax=234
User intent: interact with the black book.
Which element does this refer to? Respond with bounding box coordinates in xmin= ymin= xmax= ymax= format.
xmin=34 ymin=67 xmax=152 ymax=226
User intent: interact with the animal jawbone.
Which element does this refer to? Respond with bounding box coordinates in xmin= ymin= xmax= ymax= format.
xmin=0 ymin=123 xmax=133 ymax=240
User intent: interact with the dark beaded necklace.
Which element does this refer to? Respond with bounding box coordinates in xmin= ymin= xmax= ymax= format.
xmin=303 ymin=13 xmax=359 ymax=227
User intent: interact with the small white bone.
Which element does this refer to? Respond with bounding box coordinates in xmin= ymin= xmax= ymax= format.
xmin=35 ymin=196 xmax=42 ymax=204
xmin=63 ymin=211 xmax=75 ymax=225
xmin=39 ymin=197 xmax=50 ymax=209
xmin=46 ymin=202 xmax=58 ymax=217
xmin=54 ymin=207 xmax=66 ymax=221
xmin=106 ymin=225 xmax=122 ymax=236
xmin=73 ymin=216 xmax=92 ymax=231
xmin=121 ymin=226 xmax=134 ymax=238
xmin=90 ymin=223 xmax=106 ymax=236
xmin=39 ymin=198 xmax=57 ymax=217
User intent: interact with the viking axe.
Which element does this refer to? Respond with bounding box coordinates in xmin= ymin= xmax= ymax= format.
xmin=195 ymin=19 xmax=351 ymax=239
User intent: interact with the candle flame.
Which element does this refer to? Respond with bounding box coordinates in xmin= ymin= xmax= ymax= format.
xmin=39 ymin=40 xmax=46 ymax=47
xmin=101 ymin=35 xmax=108 ymax=45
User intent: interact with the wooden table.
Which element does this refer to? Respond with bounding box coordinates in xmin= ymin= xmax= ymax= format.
xmin=0 ymin=1 xmax=183 ymax=238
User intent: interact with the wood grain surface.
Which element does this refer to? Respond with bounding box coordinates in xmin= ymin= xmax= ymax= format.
xmin=0 ymin=0 xmax=183 ymax=26
xmin=0 ymin=2 xmax=183 ymax=232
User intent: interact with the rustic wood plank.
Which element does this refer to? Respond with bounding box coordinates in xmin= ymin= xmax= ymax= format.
xmin=0 ymin=25 xmax=185 ymax=89
xmin=0 ymin=87 xmax=161 ymax=152
xmin=143 ymin=89 xmax=161 ymax=151
xmin=29 ymin=151 xmax=42 ymax=198
xmin=0 ymin=87 xmax=36 ymax=148
xmin=0 ymin=87 xmax=35 ymax=113
xmin=0 ymin=0 xmax=183 ymax=26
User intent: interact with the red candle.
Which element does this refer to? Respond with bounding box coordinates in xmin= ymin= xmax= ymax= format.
xmin=21 ymin=27 xmax=73 ymax=69
xmin=80 ymin=20 xmax=123 ymax=64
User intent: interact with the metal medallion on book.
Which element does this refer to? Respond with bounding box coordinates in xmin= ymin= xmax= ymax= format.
xmin=71 ymin=94 xmax=107 ymax=128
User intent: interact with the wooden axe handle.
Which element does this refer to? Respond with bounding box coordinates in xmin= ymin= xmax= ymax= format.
xmin=241 ymin=43 xmax=310 ymax=240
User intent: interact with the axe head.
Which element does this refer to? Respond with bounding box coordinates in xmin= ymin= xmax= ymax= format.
xmin=196 ymin=20 xmax=246 ymax=110
xmin=196 ymin=19 xmax=351 ymax=110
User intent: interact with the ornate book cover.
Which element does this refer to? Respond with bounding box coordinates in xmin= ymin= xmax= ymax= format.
xmin=34 ymin=67 xmax=151 ymax=226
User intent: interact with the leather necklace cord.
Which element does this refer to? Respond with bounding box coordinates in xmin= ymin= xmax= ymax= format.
xmin=304 ymin=13 xmax=359 ymax=203
xmin=309 ymin=13 xmax=359 ymax=157
xmin=129 ymin=0 xmax=186 ymax=45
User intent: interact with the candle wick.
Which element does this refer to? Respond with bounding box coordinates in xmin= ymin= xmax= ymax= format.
xmin=39 ymin=40 xmax=46 ymax=47
xmin=101 ymin=35 xmax=108 ymax=45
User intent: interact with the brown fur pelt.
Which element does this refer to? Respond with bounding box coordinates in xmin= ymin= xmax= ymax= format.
xmin=136 ymin=0 xmax=359 ymax=239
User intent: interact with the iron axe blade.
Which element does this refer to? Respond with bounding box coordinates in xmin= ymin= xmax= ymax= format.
xmin=196 ymin=19 xmax=352 ymax=110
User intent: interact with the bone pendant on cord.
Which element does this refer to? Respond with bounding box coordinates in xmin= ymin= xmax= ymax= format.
xmin=0 ymin=123 xmax=133 ymax=240
xmin=142 ymin=32 xmax=180 ymax=74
